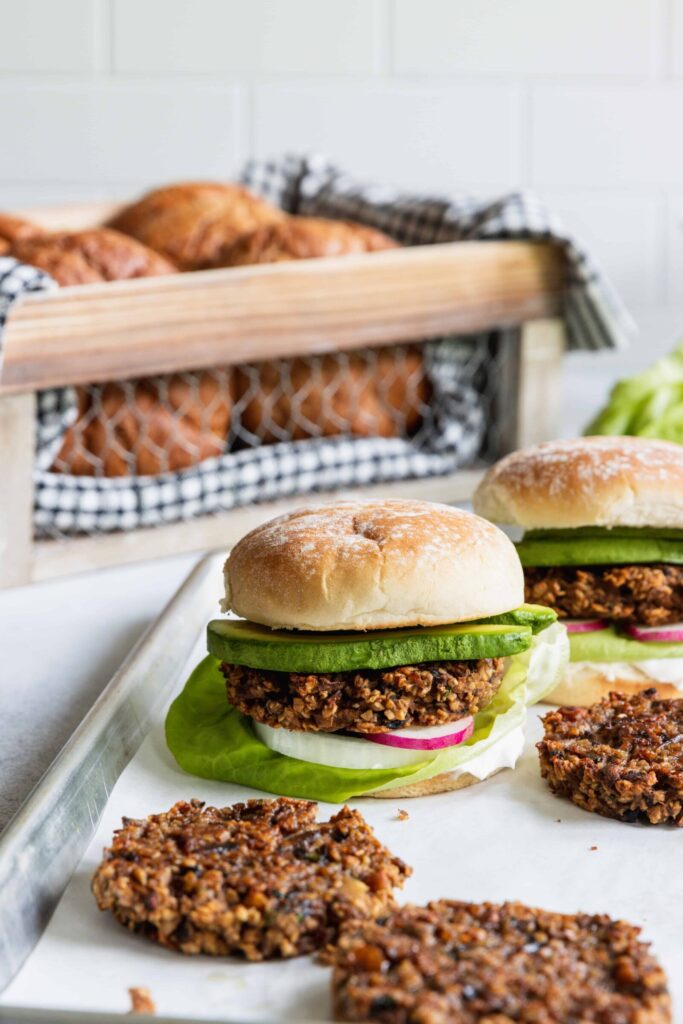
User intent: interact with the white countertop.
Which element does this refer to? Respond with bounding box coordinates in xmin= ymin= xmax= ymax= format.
xmin=0 ymin=552 xmax=200 ymax=829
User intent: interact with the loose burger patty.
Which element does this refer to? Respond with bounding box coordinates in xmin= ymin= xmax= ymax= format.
xmin=524 ymin=563 xmax=683 ymax=626
xmin=221 ymin=658 xmax=504 ymax=734
xmin=92 ymin=797 xmax=410 ymax=960
xmin=538 ymin=689 xmax=683 ymax=825
xmin=332 ymin=899 xmax=671 ymax=1023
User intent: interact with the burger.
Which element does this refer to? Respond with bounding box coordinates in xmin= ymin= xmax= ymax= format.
xmin=166 ymin=500 xmax=567 ymax=800
xmin=474 ymin=436 xmax=683 ymax=705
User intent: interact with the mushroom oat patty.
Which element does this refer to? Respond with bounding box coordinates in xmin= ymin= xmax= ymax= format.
xmin=332 ymin=900 xmax=671 ymax=1024
xmin=92 ymin=797 xmax=410 ymax=959
xmin=525 ymin=564 xmax=683 ymax=627
xmin=538 ymin=689 xmax=683 ymax=825
xmin=221 ymin=657 xmax=505 ymax=734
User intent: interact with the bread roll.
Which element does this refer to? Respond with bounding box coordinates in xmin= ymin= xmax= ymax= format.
xmin=216 ymin=216 xmax=398 ymax=266
xmin=109 ymin=182 xmax=285 ymax=270
xmin=0 ymin=213 xmax=42 ymax=255
xmin=235 ymin=348 xmax=428 ymax=444
xmin=10 ymin=228 xmax=176 ymax=285
xmin=53 ymin=373 xmax=233 ymax=477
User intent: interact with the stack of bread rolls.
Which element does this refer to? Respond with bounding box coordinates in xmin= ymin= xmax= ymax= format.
xmin=3 ymin=182 xmax=429 ymax=477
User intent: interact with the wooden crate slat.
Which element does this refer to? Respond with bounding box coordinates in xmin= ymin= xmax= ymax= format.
xmin=0 ymin=241 xmax=565 ymax=393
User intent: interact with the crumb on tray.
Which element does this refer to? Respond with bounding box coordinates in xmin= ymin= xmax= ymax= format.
xmin=128 ymin=987 xmax=155 ymax=1015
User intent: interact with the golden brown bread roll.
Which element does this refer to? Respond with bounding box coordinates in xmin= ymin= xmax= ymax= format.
xmin=10 ymin=227 xmax=177 ymax=285
xmin=54 ymin=373 xmax=233 ymax=477
xmin=109 ymin=182 xmax=286 ymax=271
xmin=0 ymin=213 xmax=43 ymax=255
xmin=216 ymin=216 xmax=398 ymax=267
xmin=235 ymin=348 xmax=428 ymax=445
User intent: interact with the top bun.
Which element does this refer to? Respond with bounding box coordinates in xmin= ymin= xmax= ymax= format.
xmin=474 ymin=436 xmax=683 ymax=530
xmin=223 ymin=500 xmax=524 ymax=631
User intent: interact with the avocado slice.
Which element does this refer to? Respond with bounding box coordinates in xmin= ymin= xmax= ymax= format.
xmin=525 ymin=527 xmax=683 ymax=541
xmin=207 ymin=618 xmax=533 ymax=673
xmin=517 ymin=528 xmax=683 ymax=567
xmin=480 ymin=603 xmax=556 ymax=634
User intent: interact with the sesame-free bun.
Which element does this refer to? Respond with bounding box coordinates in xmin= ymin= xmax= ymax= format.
xmin=369 ymin=769 xmax=494 ymax=799
xmin=474 ymin=436 xmax=683 ymax=530
xmin=546 ymin=662 xmax=683 ymax=707
xmin=223 ymin=500 xmax=524 ymax=631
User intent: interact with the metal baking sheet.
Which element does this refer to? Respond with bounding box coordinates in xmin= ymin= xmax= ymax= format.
xmin=0 ymin=553 xmax=681 ymax=1021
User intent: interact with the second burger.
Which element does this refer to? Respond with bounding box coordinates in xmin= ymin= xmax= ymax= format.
xmin=474 ymin=436 xmax=683 ymax=705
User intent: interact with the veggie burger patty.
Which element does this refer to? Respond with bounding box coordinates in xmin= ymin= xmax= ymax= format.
xmin=524 ymin=563 xmax=683 ymax=626
xmin=538 ymin=688 xmax=683 ymax=825
xmin=332 ymin=899 xmax=671 ymax=1023
xmin=92 ymin=797 xmax=410 ymax=960
xmin=221 ymin=657 xmax=505 ymax=734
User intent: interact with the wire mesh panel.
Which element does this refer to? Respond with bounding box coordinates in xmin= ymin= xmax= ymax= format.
xmin=51 ymin=372 xmax=235 ymax=478
xmin=34 ymin=332 xmax=520 ymax=539
xmin=50 ymin=348 xmax=433 ymax=478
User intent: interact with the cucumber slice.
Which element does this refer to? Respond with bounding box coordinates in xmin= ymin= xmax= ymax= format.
xmin=207 ymin=618 xmax=533 ymax=673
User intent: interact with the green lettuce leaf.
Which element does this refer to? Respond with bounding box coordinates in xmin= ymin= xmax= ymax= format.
xmin=165 ymin=654 xmax=530 ymax=802
xmin=524 ymin=621 xmax=570 ymax=704
xmin=585 ymin=341 xmax=683 ymax=442
xmin=569 ymin=625 xmax=683 ymax=663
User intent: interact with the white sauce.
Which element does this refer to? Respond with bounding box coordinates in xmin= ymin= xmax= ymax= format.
xmin=568 ymin=659 xmax=683 ymax=688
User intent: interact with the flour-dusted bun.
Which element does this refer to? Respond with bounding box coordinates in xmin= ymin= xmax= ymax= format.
xmin=474 ymin=436 xmax=683 ymax=530
xmin=223 ymin=500 xmax=524 ymax=631
xmin=546 ymin=662 xmax=683 ymax=707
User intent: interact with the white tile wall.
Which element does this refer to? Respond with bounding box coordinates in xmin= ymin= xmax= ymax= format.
xmin=1 ymin=0 xmax=682 ymax=346
xmin=394 ymin=0 xmax=662 ymax=78
xmin=112 ymin=0 xmax=381 ymax=76
xmin=254 ymin=84 xmax=522 ymax=190
xmin=531 ymin=86 xmax=683 ymax=187
xmin=0 ymin=0 xmax=100 ymax=73
xmin=665 ymin=192 xmax=683 ymax=301
xmin=0 ymin=84 xmax=243 ymax=182
xmin=538 ymin=191 xmax=663 ymax=305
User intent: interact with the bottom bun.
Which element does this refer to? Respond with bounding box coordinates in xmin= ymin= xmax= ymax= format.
xmin=547 ymin=662 xmax=682 ymax=707
xmin=369 ymin=769 xmax=496 ymax=799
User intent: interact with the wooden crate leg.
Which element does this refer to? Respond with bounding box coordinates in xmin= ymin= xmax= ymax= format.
xmin=0 ymin=392 xmax=36 ymax=588
xmin=515 ymin=317 xmax=566 ymax=449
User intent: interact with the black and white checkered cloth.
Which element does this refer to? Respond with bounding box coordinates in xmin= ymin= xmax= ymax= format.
xmin=0 ymin=155 xmax=634 ymax=538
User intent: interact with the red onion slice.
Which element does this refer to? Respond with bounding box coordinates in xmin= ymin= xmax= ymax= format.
xmin=564 ymin=618 xmax=609 ymax=634
xmin=626 ymin=622 xmax=683 ymax=643
xmin=365 ymin=716 xmax=474 ymax=751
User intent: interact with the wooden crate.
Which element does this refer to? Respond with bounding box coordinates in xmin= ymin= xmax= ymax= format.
xmin=0 ymin=201 xmax=567 ymax=588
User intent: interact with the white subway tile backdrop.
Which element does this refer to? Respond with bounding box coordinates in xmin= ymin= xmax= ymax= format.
xmin=1 ymin=0 xmax=683 ymax=358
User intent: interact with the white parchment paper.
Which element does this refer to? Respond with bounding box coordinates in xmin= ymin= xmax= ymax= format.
xmin=3 ymin=632 xmax=680 ymax=1020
